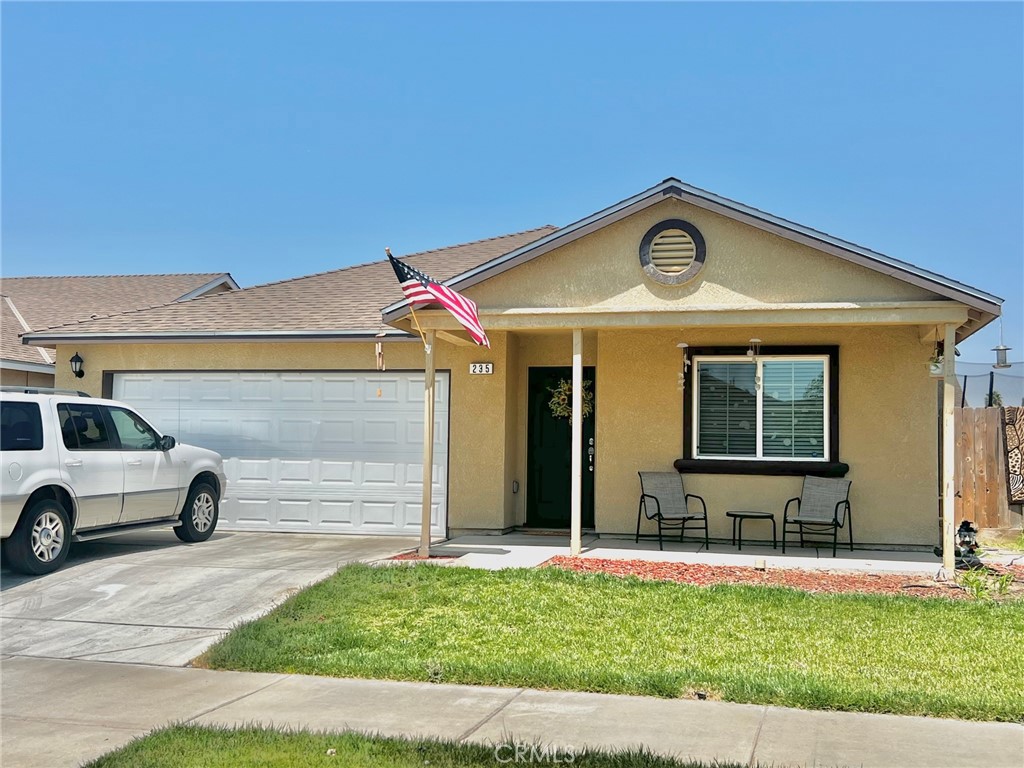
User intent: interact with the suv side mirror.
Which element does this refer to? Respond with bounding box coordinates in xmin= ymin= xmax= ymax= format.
xmin=160 ymin=435 xmax=176 ymax=451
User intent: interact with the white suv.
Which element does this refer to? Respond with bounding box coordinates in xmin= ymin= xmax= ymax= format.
xmin=1 ymin=389 xmax=227 ymax=575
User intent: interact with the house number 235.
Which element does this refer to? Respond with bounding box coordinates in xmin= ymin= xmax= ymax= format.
xmin=469 ymin=363 xmax=494 ymax=375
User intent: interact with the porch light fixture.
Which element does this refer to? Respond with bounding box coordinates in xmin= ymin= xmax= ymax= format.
xmin=993 ymin=319 xmax=1012 ymax=369
xmin=69 ymin=352 xmax=85 ymax=379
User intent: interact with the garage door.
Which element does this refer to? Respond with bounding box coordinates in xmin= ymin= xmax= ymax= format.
xmin=111 ymin=371 xmax=448 ymax=535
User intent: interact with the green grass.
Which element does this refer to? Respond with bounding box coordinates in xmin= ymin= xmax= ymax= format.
xmin=84 ymin=725 xmax=738 ymax=768
xmin=200 ymin=564 xmax=1024 ymax=722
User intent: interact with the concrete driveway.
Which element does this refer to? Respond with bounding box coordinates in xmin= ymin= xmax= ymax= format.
xmin=0 ymin=530 xmax=414 ymax=666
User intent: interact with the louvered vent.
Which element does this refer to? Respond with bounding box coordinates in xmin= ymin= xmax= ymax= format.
xmin=650 ymin=229 xmax=697 ymax=274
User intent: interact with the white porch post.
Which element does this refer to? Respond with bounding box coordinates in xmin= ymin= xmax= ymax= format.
xmin=941 ymin=322 xmax=956 ymax=575
xmin=570 ymin=328 xmax=583 ymax=556
xmin=419 ymin=329 xmax=437 ymax=558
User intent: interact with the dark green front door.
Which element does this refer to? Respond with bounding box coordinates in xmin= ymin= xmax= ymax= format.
xmin=526 ymin=366 xmax=595 ymax=529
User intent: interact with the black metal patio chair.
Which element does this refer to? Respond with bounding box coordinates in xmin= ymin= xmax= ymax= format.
xmin=636 ymin=472 xmax=709 ymax=551
xmin=782 ymin=476 xmax=853 ymax=557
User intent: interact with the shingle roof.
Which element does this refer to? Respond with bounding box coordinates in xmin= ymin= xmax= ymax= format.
xmin=2 ymin=296 xmax=51 ymax=365
xmin=23 ymin=228 xmax=557 ymax=340
xmin=2 ymin=273 xmax=235 ymax=361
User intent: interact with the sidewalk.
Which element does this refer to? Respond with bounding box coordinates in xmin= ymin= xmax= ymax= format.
xmin=2 ymin=655 xmax=1021 ymax=768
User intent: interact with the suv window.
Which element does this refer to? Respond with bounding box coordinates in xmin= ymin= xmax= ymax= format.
xmin=58 ymin=402 xmax=114 ymax=450
xmin=108 ymin=407 xmax=161 ymax=450
xmin=0 ymin=401 xmax=44 ymax=451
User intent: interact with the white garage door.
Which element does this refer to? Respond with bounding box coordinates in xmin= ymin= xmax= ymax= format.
xmin=111 ymin=371 xmax=449 ymax=535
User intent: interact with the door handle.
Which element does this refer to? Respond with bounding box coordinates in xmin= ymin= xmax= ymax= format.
xmin=126 ymin=459 xmax=143 ymax=466
xmin=65 ymin=459 xmax=83 ymax=468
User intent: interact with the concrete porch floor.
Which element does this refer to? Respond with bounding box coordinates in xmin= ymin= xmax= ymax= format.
xmin=426 ymin=533 xmax=951 ymax=575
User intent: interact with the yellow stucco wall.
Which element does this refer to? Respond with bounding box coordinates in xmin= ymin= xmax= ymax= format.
xmin=467 ymin=198 xmax=942 ymax=310
xmin=55 ymin=321 xmax=940 ymax=546
xmin=595 ymin=326 xmax=938 ymax=546
xmin=49 ymin=198 xmax=958 ymax=547
xmin=459 ymin=196 xmax=947 ymax=546
xmin=54 ymin=338 xmax=513 ymax=532
xmin=1 ymin=369 xmax=55 ymax=388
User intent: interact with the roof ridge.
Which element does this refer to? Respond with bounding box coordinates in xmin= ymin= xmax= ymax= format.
xmin=27 ymin=226 xmax=556 ymax=334
xmin=31 ymin=302 xmax=197 ymax=333
xmin=404 ymin=225 xmax=558 ymax=262
xmin=1 ymin=272 xmax=227 ymax=280
xmin=3 ymin=295 xmax=54 ymax=364
xmin=211 ymin=225 xmax=560 ymax=293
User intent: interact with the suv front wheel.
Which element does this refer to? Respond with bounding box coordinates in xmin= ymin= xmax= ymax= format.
xmin=2 ymin=498 xmax=72 ymax=575
xmin=175 ymin=481 xmax=219 ymax=543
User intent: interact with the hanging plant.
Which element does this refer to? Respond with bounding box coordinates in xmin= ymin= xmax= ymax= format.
xmin=548 ymin=379 xmax=594 ymax=420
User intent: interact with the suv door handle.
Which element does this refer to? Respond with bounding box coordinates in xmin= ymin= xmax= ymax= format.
xmin=126 ymin=459 xmax=143 ymax=466
xmin=65 ymin=459 xmax=83 ymax=468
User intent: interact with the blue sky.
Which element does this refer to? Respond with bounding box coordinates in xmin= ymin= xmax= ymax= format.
xmin=2 ymin=2 xmax=1021 ymax=361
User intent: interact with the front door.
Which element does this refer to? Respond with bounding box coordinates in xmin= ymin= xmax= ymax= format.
xmin=526 ymin=366 xmax=595 ymax=529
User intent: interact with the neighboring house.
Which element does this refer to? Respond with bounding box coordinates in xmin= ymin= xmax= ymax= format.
xmin=24 ymin=179 xmax=1001 ymax=548
xmin=1 ymin=273 xmax=239 ymax=387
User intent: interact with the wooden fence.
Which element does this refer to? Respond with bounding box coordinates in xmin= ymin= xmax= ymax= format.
xmin=954 ymin=407 xmax=1022 ymax=529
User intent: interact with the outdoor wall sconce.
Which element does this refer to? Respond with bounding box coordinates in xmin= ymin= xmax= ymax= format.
xmin=69 ymin=352 xmax=85 ymax=379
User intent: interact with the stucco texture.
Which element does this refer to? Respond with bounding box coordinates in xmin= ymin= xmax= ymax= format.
xmin=51 ymin=199 xmax=959 ymax=547
xmin=594 ymin=326 xmax=938 ymax=546
xmin=55 ymin=338 xmax=515 ymax=532
xmin=1 ymin=369 xmax=55 ymax=388
xmin=466 ymin=198 xmax=943 ymax=311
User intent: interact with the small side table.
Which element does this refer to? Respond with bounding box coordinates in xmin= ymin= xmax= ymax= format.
xmin=726 ymin=511 xmax=777 ymax=551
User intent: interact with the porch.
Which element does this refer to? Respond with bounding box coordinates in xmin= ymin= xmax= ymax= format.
xmin=425 ymin=532 xmax=944 ymax=575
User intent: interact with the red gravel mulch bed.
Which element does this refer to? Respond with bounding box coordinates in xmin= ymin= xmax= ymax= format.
xmin=544 ymin=556 xmax=1024 ymax=600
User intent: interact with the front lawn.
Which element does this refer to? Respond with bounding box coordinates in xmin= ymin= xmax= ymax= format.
xmin=85 ymin=725 xmax=735 ymax=768
xmin=199 ymin=563 xmax=1024 ymax=722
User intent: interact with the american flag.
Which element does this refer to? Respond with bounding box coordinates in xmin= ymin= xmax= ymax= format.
xmin=386 ymin=250 xmax=490 ymax=348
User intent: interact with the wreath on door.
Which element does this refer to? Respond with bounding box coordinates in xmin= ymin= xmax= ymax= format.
xmin=548 ymin=379 xmax=594 ymax=420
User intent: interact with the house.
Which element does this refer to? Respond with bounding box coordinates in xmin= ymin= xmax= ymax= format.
xmin=23 ymin=179 xmax=1001 ymax=551
xmin=2 ymin=273 xmax=239 ymax=387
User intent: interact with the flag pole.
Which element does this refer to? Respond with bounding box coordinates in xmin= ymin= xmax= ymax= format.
xmin=385 ymin=247 xmax=429 ymax=351
xmin=420 ymin=329 xmax=437 ymax=558
xmin=408 ymin=306 xmax=430 ymax=352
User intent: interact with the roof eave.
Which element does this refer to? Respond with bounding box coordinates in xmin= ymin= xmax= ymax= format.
xmin=382 ymin=178 xmax=1003 ymax=326
xmin=22 ymin=329 xmax=418 ymax=345
xmin=0 ymin=358 xmax=56 ymax=374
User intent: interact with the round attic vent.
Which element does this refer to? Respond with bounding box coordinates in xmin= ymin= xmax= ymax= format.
xmin=650 ymin=229 xmax=697 ymax=274
xmin=639 ymin=219 xmax=706 ymax=285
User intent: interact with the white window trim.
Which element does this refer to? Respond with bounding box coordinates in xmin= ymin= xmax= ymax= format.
xmin=692 ymin=354 xmax=830 ymax=462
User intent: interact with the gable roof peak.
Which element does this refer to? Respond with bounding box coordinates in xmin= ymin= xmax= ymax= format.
xmin=381 ymin=177 xmax=1001 ymax=342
